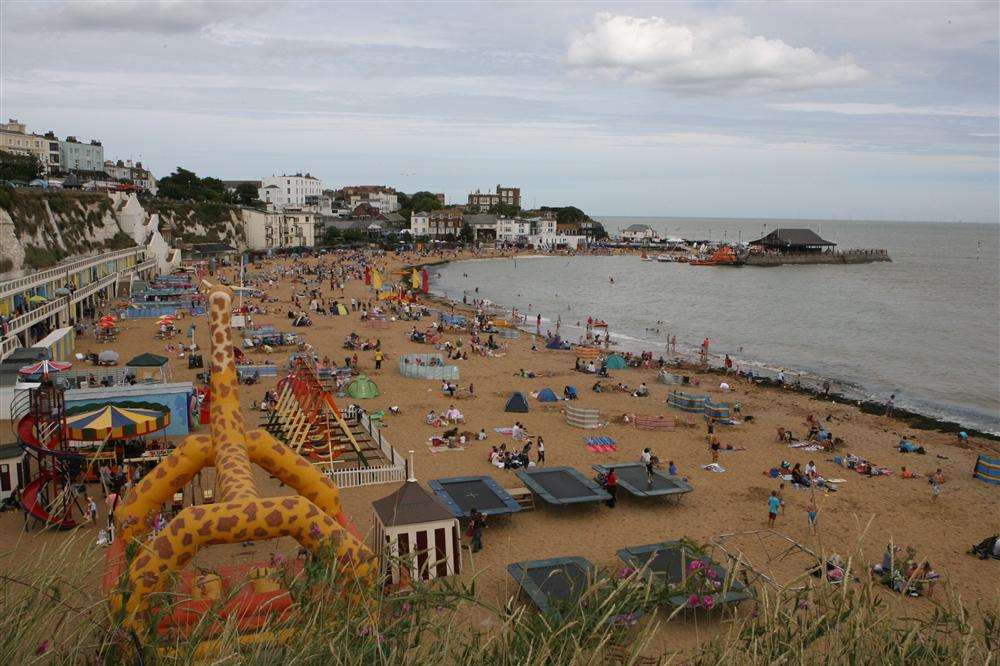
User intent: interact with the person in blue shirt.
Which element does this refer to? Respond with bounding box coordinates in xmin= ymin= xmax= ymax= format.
xmin=668 ymin=460 xmax=678 ymax=476
xmin=768 ymin=491 xmax=781 ymax=527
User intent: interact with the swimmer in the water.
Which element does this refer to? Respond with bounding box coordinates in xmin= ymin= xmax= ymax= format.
xmin=609 ymin=276 xmax=614 ymax=283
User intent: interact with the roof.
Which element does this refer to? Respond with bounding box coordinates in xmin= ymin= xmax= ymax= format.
xmin=463 ymin=213 xmax=498 ymax=226
xmin=749 ymin=228 xmax=835 ymax=247
xmin=188 ymin=243 xmax=237 ymax=254
xmin=623 ymin=224 xmax=654 ymax=232
xmin=0 ymin=442 xmax=24 ymax=460
xmin=372 ymin=481 xmax=454 ymax=527
xmin=126 ymin=352 xmax=169 ymax=367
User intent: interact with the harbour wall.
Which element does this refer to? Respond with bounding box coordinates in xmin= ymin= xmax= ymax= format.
xmin=744 ymin=250 xmax=891 ymax=267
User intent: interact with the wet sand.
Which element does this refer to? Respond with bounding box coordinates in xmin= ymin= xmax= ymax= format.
xmin=2 ymin=248 xmax=997 ymax=654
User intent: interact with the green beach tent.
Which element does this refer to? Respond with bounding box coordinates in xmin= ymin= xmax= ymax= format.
xmin=605 ymin=354 xmax=627 ymax=370
xmin=347 ymin=375 xmax=380 ymax=399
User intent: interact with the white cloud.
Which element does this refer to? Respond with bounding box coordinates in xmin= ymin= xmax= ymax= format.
xmin=770 ymin=102 xmax=997 ymax=118
xmin=566 ymin=13 xmax=868 ymax=94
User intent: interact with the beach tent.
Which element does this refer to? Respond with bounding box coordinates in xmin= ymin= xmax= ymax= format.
xmin=505 ymin=392 xmax=530 ymax=413
xmin=347 ymin=375 xmax=381 ymax=399
xmin=605 ymin=355 xmax=627 ymax=370
xmin=332 ymin=303 xmax=350 ymax=315
xmin=537 ymin=388 xmax=559 ymax=402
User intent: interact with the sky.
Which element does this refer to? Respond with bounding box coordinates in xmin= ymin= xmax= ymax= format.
xmin=2 ymin=1 xmax=998 ymax=222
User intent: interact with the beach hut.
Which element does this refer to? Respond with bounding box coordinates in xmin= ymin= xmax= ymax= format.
xmin=372 ymin=479 xmax=462 ymax=586
xmin=126 ymin=352 xmax=171 ymax=383
xmin=605 ymin=354 xmax=627 ymax=370
xmin=0 ymin=441 xmax=26 ymax=503
xmin=537 ymin=388 xmax=559 ymax=403
xmin=347 ymin=375 xmax=380 ymax=399
xmin=505 ymin=392 xmax=530 ymax=413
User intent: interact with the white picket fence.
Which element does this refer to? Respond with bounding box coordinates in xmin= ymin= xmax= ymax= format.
xmin=325 ymin=408 xmax=406 ymax=488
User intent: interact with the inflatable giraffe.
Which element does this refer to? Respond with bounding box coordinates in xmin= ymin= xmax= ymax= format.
xmin=108 ymin=290 xmax=375 ymax=628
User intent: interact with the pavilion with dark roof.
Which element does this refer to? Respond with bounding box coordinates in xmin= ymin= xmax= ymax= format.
xmin=749 ymin=228 xmax=836 ymax=253
xmin=372 ymin=479 xmax=463 ymax=586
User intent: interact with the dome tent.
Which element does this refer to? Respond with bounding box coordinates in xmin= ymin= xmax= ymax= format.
xmin=346 ymin=375 xmax=380 ymax=399
xmin=505 ymin=392 xmax=529 ymax=413
xmin=537 ymin=388 xmax=559 ymax=402
xmin=605 ymin=354 xmax=627 ymax=370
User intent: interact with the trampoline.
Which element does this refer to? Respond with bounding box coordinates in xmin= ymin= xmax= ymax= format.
xmin=429 ymin=476 xmax=522 ymax=518
xmin=617 ymin=541 xmax=752 ymax=608
xmin=507 ymin=556 xmax=594 ymax=614
xmin=592 ymin=463 xmax=693 ymax=499
xmin=515 ymin=466 xmax=610 ymax=506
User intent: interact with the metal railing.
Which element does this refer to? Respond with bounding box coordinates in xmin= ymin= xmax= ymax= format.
xmin=70 ymin=272 xmax=117 ymax=304
xmin=1 ymin=335 xmax=22 ymax=360
xmin=0 ymin=247 xmax=146 ymax=299
xmin=5 ymin=297 xmax=68 ymax=336
xmin=322 ymin=410 xmax=406 ymax=488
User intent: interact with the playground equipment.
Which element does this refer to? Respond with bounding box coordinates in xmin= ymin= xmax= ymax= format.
xmin=263 ymin=358 xmax=381 ymax=469
xmin=104 ymin=290 xmax=376 ymax=647
xmin=429 ymin=475 xmax=523 ymax=518
xmin=514 ymin=467 xmax=610 ymax=507
xmin=346 ymin=375 xmax=380 ymax=399
xmin=508 ymin=556 xmax=594 ymax=614
xmin=592 ymin=463 xmax=693 ymax=500
xmin=617 ymin=541 xmax=753 ymax=608
xmin=398 ymin=354 xmax=459 ymax=380
xmin=565 ymin=404 xmax=601 ymax=429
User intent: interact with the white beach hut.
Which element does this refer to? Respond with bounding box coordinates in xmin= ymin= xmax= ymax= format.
xmin=372 ymin=475 xmax=462 ymax=586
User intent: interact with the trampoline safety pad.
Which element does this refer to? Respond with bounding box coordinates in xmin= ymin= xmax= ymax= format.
xmin=515 ymin=466 xmax=610 ymax=506
xmin=429 ymin=476 xmax=522 ymax=517
xmin=617 ymin=541 xmax=753 ymax=607
xmin=592 ymin=463 xmax=694 ymax=499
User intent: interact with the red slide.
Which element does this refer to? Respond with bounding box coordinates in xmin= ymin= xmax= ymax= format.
xmin=20 ymin=471 xmax=78 ymax=529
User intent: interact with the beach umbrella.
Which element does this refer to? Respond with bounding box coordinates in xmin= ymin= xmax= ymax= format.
xmin=98 ymin=350 xmax=120 ymax=364
xmin=64 ymin=402 xmax=171 ymax=441
xmin=19 ymin=359 xmax=72 ymax=376
xmin=27 ymin=294 xmax=48 ymax=304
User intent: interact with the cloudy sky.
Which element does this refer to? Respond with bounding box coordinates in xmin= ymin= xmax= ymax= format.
xmin=3 ymin=1 xmax=998 ymax=221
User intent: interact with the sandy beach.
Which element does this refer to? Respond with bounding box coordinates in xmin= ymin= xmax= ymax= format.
xmin=2 ymin=247 xmax=997 ymax=655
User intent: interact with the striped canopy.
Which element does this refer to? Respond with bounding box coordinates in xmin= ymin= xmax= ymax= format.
xmin=19 ymin=359 xmax=72 ymax=375
xmin=64 ymin=403 xmax=170 ymax=440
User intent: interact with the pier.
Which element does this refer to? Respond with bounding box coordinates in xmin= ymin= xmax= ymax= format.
xmin=744 ymin=249 xmax=891 ymax=266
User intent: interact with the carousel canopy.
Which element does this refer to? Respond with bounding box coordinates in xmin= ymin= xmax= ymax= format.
xmin=64 ymin=402 xmax=170 ymax=440
xmin=126 ymin=352 xmax=169 ymax=367
xmin=19 ymin=359 xmax=72 ymax=375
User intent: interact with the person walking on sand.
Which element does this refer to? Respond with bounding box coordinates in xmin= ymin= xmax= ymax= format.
xmin=885 ymin=394 xmax=895 ymax=418
xmin=536 ymin=436 xmax=545 ymax=465
xmin=777 ymin=482 xmax=786 ymax=514
xmin=806 ymin=493 xmax=819 ymax=533
xmin=604 ymin=468 xmax=618 ymax=508
xmin=930 ymin=468 xmax=945 ymax=501
xmin=469 ymin=508 xmax=486 ymax=553
xmin=768 ymin=490 xmax=780 ymax=527
xmin=373 ymin=349 xmax=383 ymax=371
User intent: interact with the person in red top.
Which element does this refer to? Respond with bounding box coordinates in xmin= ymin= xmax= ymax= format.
xmin=604 ymin=469 xmax=618 ymax=508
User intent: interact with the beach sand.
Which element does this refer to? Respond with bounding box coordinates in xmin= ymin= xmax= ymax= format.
xmin=2 ymin=248 xmax=997 ymax=655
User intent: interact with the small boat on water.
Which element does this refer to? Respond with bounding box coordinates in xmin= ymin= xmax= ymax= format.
xmin=689 ymin=246 xmax=741 ymax=266
xmin=656 ymin=255 xmax=675 ymax=262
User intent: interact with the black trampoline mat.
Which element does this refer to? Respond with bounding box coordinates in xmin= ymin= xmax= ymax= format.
xmin=530 ymin=470 xmax=594 ymax=498
xmin=440 ymin=480 xmax=507 ymax=511
xmin=633 ymin=548 xmax=685 ymax=583
xmin=615 ymin=466 xmax=682 ymax=492
xmin=526 ymin=564 xmax=588 ymax=601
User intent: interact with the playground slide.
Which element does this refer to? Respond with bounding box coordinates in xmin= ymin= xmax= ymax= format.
xmin=20 ymin=471 xmax=78 ymax=529
xmin=16 ymin=414 xmax=77 ymax=458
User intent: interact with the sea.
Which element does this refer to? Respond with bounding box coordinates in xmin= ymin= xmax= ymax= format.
xmin=430 ymin=217 xmax=1000 ymax=435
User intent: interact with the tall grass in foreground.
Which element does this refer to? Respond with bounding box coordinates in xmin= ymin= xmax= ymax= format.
xmin=0 ymin=532 xmax=996 ymax=665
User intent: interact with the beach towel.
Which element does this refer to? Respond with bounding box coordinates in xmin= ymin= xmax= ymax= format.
xmin=586 ymin=436 xmax=617 ymax=453
xmin=701 ymin=463 xmax=727 ymax=473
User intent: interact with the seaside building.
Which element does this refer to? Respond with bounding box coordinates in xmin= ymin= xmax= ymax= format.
xmin=496 ymin=216 xmax=531 ymax=243
xmin=60 ymin=135 xmax=104 ymax=173
xmin=749 ymin=228 xmax=836 ymax=253
xmin=243 ymin=207 xmax=317 ymax=250
xmin=336 ymin=186 xmax=400 ymax=214
xmin=103 ymin=159 xmax=158 ymax=194
xmin=467 ymin=185 xmax=521 ymax=212
xmin=1 ymin=120 xmax=61 ymax=174
xmin=409 ymin=209 xmax=463 ymax=238
xmin=258 ymin=173 xmax=323 ymax=210
xmin=620 ymin=224 xmax=659 ymax=243
xmin=462 ymin=213 xmax=498 ymax=242
xmin=0 ymin=247 xmax=155 ymax=361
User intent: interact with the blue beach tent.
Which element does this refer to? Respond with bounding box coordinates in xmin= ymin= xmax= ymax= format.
xmin=505 ymin=392 xmax=530 ymax=413
xmin=537 ymin=388 xmax=559 ymax=402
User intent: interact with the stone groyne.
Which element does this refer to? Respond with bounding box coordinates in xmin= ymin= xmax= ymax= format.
xmin=744 ymin=249 xmax=891 ymax=267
